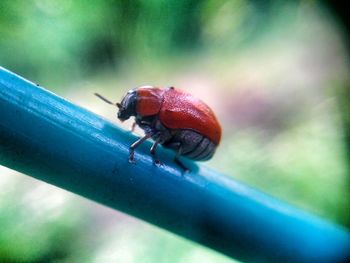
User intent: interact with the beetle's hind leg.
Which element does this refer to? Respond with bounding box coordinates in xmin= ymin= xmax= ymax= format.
xmin=174 ymin=146 xmax=189 ymax=172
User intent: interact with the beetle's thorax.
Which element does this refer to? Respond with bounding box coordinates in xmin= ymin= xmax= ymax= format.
xmin=135 ymin=86 xmax=165 ymax=117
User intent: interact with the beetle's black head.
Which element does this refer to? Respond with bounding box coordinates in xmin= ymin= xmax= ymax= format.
xmin=117 ymin=89 xmax=138 ymax=121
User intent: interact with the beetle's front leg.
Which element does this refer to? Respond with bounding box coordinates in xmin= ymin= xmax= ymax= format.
xmin=129 ymin=133 xmax=152 ymax=163
xmin=130 ymin=122 xmax=136 ymax=132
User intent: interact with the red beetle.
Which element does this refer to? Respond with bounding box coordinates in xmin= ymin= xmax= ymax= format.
xmin=95 ymin=86 xmax=221 ymax=170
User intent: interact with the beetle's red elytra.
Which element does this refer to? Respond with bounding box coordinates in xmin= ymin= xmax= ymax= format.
xmin=95 ymin=86 xmax=222 ymax=171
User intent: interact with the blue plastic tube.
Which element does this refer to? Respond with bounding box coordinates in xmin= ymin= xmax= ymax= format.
xmin=0 ymin=67 xmax=349 ymax=262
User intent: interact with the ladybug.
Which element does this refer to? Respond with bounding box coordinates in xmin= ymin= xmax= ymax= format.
xmin=95 ymin=86 xmax=221 ymax=170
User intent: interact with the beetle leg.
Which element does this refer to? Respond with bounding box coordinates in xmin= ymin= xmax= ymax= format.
xmin=130 ymin=122 xmax=136 ymax=132
xmin=129 ymin=133 xmax=152 ymax=163
xmin=174 ymin=146 xmax=189 ymax=172
xmin=150 ymin=136 xmax=162 ymax=166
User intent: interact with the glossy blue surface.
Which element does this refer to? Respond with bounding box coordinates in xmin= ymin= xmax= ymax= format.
xmin=0 ymin=67 xmax=349 ymax=262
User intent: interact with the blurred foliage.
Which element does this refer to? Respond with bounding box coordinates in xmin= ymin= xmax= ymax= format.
xmin=1 ymin=0 xmax=208 ymax=86
xmin=1 ymin=0 xmax=350 ymax=262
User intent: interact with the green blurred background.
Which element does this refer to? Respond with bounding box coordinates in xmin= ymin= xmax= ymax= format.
xmin=1 ymin=1 xmax=349 ymax=262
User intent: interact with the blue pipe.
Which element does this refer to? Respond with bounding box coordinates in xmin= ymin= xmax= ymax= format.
xmin=0 ymin=67 xmax=349 ymax=262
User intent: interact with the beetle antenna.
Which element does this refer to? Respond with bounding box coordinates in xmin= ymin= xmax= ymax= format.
xmin=94 ymin=93 xmax=118 ymax=107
